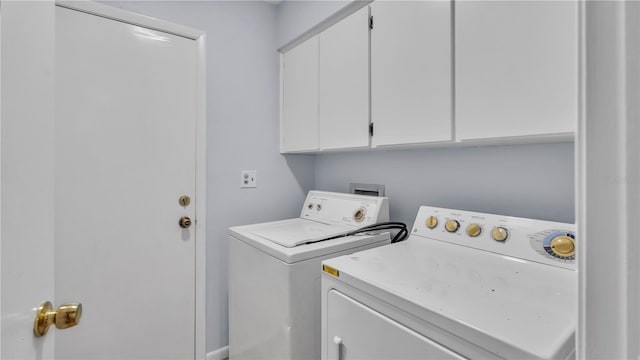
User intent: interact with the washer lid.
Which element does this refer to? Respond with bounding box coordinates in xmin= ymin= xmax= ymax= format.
xmin=229 ymin=218 xmax=390 ymax=263
xmin=248 ymin=219 xmax=352 ymax=248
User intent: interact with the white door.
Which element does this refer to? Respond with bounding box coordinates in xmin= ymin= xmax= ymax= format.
xmin=1 ymin=1 xmax=56 ymax=358
xmin=55 ymin=5 xmax=198 ymax=359
xmin=1 ymin=3 xmax=204 ymax=359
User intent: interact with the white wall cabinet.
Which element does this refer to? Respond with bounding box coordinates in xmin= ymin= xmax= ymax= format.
xmin=279 ymin=1 xmax=577 ymax=153
xmin=318 ymin=6 xmax=370 ymax=150
xmin=370 ymin=1 xmax=452 ymax=147
xmin=281 ymin=35 xmax=319 ymax=153
xmin=455 ymin=1 xmax=577 ymax=141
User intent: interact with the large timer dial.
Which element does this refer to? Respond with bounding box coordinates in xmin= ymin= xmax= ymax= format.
xmin=543 ymin=232 xmax=576 ymax=259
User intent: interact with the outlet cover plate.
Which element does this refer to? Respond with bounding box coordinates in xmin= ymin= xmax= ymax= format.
xmin=241 ymin=170 xmax=257 ymax=188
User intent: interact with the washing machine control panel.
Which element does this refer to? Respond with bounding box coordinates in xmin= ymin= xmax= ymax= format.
xmin=300 ymin=191 xmax=390 ymax=227
xmin=411 ymin=206 xmax=576 ymax=270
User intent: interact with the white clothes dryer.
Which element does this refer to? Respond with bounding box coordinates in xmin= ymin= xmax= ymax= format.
xmin=321 ymin=205 xmax=576 ymax=360
xmin=228 ymin=191 xmax=391 ymax=359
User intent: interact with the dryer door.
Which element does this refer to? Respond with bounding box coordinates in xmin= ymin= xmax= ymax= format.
xmin=325 ymin=290 xmax=466 ymax=360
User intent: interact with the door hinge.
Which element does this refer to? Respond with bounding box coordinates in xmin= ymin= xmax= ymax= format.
xmin=369 ymin=15 xmax=373 ymax=30
xmin=369 ymin=123 xmax=374 ymax=137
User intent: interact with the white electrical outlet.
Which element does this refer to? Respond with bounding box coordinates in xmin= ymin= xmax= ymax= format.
xmin=241 ymin=170 xmax=257 ymax=188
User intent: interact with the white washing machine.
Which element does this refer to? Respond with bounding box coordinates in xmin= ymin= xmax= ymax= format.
xmin=321 ymin=205 xmax=576 ymax=360
xmin=229 ymin=191 xmax=391 ymax=359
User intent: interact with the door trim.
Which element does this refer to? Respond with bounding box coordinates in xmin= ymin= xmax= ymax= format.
xmin=195 ymin=29 xmax=207 ymax=360
xmin=56 ymin=1 xmax=204 ymax=40
xmin=53 ymin=2 xmax=207 ymax=358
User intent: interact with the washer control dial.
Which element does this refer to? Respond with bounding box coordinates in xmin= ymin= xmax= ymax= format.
xmin=426 ymin=216 xmax=438 ymax=229
xmin=445 ymin=220 xmax=460 ymax=233
xmin=491 ymin=227 xmax=509 ymax=242
xmin=353 ymin=207 xmax=366 ymax=222
xmin=543 ymin=232 xmax=576 ymax=259
xmin=466 ymin=223 xmax=482 ymax=237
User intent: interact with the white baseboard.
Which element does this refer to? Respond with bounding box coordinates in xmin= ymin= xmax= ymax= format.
xmin=206 ymin=346 xmax=229 ymax=360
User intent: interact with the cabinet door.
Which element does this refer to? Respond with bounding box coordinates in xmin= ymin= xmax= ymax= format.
xmin=325 ymin=290 xmax=465 ymax=360
xmin=371 ymin=1 xmax=452 ymax=147
xmin=319 ymin=7 xmax=370 ymax=150
xmin=281 ymin=36 xmax=319 ymax=153
xmin=456 ymin=1 xmax=577 ymax=140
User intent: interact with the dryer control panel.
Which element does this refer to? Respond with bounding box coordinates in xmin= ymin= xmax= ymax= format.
xmin=300 ymin=191 xmax=389 ymax=228
xmin=412 ymin=206 xmax=576 ymax=270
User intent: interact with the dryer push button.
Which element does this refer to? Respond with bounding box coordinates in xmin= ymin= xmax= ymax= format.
xmin=491 ymin=227 xmax=509 ymax=242
xmin=445 ymin=220 xmax=460 ymax=233
xmin=426 ymin=216 xmax=438 ymax=229
xmin=466 ymin=224 xmax=482 ymax=237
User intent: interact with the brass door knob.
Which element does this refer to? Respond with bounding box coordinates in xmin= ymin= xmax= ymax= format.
xmin=34 ymin=301 xmax=82 ymax=337
xmin=179 ymin=216 xmax=192 ymax=229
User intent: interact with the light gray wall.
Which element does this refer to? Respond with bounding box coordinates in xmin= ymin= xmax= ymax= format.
xmin=100 ymin=1 xmax=314 ymax=353
xmin=276 ymin=0 xmax=350 ymax=47
xmin=315 ymin=144 xmax=574 ymax=227
xmin=277 ymin=1 xmax=575 ymax=227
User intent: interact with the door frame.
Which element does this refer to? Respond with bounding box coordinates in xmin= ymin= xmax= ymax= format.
xmin=1 ymin=1 xmax=207 ymax=358
xmin=578 ymin=1 xmax=640 ymax=358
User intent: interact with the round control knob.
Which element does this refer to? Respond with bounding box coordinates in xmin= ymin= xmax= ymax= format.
xmin=466 ymin=223 xmax=482 ymax=237
xmin=550 ymin=235 xmax=575 ymax=257
xmin=353 ymin=208 xmax=366 ymax=222
xmin=445 ymin=220 xmax=460 ymax=233
xmin=491 ymin=227 xmax=508 ymax=242
xmin=426 ymin=216 xmax=438 ymax=229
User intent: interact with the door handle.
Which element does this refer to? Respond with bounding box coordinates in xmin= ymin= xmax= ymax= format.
xmin=33 ymin=301 xmax=82 ymax=337
xmin=333 ymin=336 xmax=342 ymax=360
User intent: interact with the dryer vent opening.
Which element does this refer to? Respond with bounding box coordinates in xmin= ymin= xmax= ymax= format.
xmin=349 ymin=183 xmax=385 ymax=197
